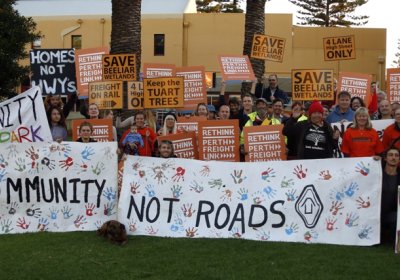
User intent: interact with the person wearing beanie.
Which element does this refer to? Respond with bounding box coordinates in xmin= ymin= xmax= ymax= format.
xmin=158 ymin=112 xmax=178 ymax=136
xmin=283 ymin=100 xmax=340 ymax=159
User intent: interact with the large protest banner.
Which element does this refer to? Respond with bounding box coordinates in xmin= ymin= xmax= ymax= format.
xmin=118 ymin=156 xmax=381 ymax=246
xmin=143 ymin=63 xmax=176 ymax=78
xmin=387 ymin=68 xmax=400 ymax=103
xmin=158 ymin=132 xmax=199 ymax=159
xmin=323 ymin=35 xmax=356 ymax=61
xmin=251 ymin=34 xmax=286 ymax=62
xmin=0 ymin=87 xmax=52 ymax=143
xmin=218 ymin=55 xmax=255 ymax=81
xmin=30 ymin=49 xmax=76 ymax=95
xmin=75 ymin=47 xmax=109 ymax=99
xmin=88 ymin=81 xmax=123 ymax=109
xmin=102 ymin=54 xmax=136 ymax=81
xmin=292 ymin=69 xmax=334 ymax=101
xmin=243 ymin=125 xmax=286 ymax=162
xmin=176 ymin=116 xmax=207 ymax=134
xmin=338 ymin=72 xmax=372 ymax=105
xmin=71 ymin=119 xmax=113 ymax=142
xmin=176 ymin=66 xmax=207 ymax=110
xmin=0 ymin=142 xmax=118 ymax=234
xmin=127 ymin=81 xmax=144 ymax=110
xmin=198 ymin=120 xmax=239 ymax=162
xmin=143 ymin=77 xmax=184 ymax=109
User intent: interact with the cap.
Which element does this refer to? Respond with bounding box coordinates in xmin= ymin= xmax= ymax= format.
xmin=308 ymin=100 xmax=324 ymax=115
xmin=207 ymin=104 xmax=216 ymax=113
xmin=163 ymin=111 xmax=177 ymax=121
xmin=256 ymin=98 xmax=268 ymax=105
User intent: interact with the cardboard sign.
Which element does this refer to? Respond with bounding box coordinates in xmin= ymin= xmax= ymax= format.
xmin=292 ymin=69 xmax=334 ymax=101
xmin=387 ymin=68 xmax=400 ymax=103
xmin=72 ymin=119 xmax=113 ymax=142
xmin=0 ymin=87 xmax=52 ymax=143
xmin=127 ymin=81 xmax=144 ymax=110
xmin=338 ymin=72 xmax=372 ymax=105
xmin=30 ymin=49 xmax=76 ymax=95
xmin=243 ymin=125 xmax=286 ymax=162
xmin=102 ymin=54 xmax=136 ymax=81
xmin=176 ymin=66 xmax=207 ymax=110
xmin=323 ymin=35 xmax=356 ymax=61
xmin=75 ymin=47 xmax=109 ymax=99
xmin=218 ymin=55 xmax=255 ymax=81
xmin=143 ymin=63 xmax=176 ymax=78
xmin=143 ymin=77 xmax=184 ymax=109
xmin=251 ymin=34 xmax=286 ymax=62
xmin=157 ymin=132 xmax=198 ymax=159
xmin=198 ymin=120 xmax=239 ymax=162
xmin=88 ymin=81 xmax=123 ymax=109
xmin=176 ymin=116 xmax=207 ymax=134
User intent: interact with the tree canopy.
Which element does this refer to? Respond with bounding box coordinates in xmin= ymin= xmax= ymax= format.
xmin=196 ymin=0 xmax=243 ymax=13
xmin=288 ymin=0 xmax=369 ymax=27
xmin=0 ymin=0 xmax=40 ymax=99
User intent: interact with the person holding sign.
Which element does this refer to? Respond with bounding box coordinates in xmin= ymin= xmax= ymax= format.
xmin=46 ymin=106 xmax=68 ymax=142
xmin=382 ymin=108 xmax=400 ymax=151
xmin=326 ymin=91 xmax=354 ymax=124
xmin=195 ymin=103 xmax=209 ymax=118
xmin=341 ymin=107 xmax=384 ymax=158
xmin=158 ymin=112 xmax=178 ymax=136
xmin=44 ymin=93 xmax=77 ymax=118
xmin=77 ymin=121 xmax=97 ymax=143
xmin=158 ymin=140 xmax=177 ymax=159
xmin=255 ymin=74 xmax=289 ymax=104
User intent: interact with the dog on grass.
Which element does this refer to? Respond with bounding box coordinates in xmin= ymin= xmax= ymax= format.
xmin=97 ymin=220 xmax=128 ymax=245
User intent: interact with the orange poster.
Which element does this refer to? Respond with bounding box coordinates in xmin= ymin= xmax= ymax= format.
xmin=176 ymin=116 xmax=207 ymax=134
xmin=251 ymin=34 xmax=286 ymax=62
xmin=143 ymin=63 xmax=176 ymax=78
xmin=387 ymin=68 xmax=400 ymax=103
xmin=102 ymin=54 xmax=136 ymax=81
xmin=291 ymin=69 xmax=334 ymax=101
xmin=88 ymin=81 xmax=123 ymax=109
xmin=218 ymin=55 xmax=255 ymax=81
xmin=243 ymin=125 xmax=286 ymax=162
xmin=157 ymin=132 xmax=198 ymax=159
xmin=323 ymin=35 xmax=356 ymax=61
xmin=176 ymin=66 xmax=207 ymax=110
xmin=127 ymin=81 xmax=144 ymax=109
xmin=338 ymin=72 xmax=372 ymax=105
xmin=198 ymin=120 xmax=240 ymax=162
xmin=71 ymin=119 xmax=113 ymax=142
xmin=75 ymin=47 xmax=109 ymax=98
xmin=143 ymin=77 xmax=184 ymax=109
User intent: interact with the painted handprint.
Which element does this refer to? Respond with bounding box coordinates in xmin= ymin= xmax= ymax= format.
xmin=325 ymin=217 xmax=337 ymax=231
xmin=74 ymin=161 xmax=88 ymax=174
xmin=145 ymin=184 xmax=156 ymax=197
xmin=261 ymin=168 xmax=276 ymax=181
xmin=189 ymin=181 xmax=203 ymax=193
xmin=293 ymin=165 xmax=307 ymax=179
xmin=74 ymin=215 xmax=87 ymax=228
xmin=252 ymin=191 xmax=265 ymax=205
xmin=356 ymin=196 xmax=371 ymax=209
xmin=145 ymin=226 xmax=158 ymax=235
xmin=230 ymin=169 xmax=247 ymax=184
xmin=304 ymin=230 xmax=318 ymax=242
xmin=85 ymin=203 xmax=96 ymax=216
xmin=285 ymin=189 xmax=297 ymax=202
xmin=26 ymin=205 xmax=42 ymax=218
xmin=1 ymin=219 xmax=13 ymax=233
xmin=185 ymin=227 xmax=198 ymax=238
xmin=0 ymin=154 xmax=8 ymax=168
xmin=37 ymin=218 xmax=49 ymax=231
xmin=285 ymin=223 xmax=299 ymax=235
xmin=7 ymin=144 xmax=17 ymax=159
xmin=256 ymin=229 xmax=270 ymax=241
xmin=129 ymin=220 xmax=137 ymax=233
xmin=263 ymin=186 xmax=277 ymax=199
xmin=220 ymin=189 xmax=233 ymax=202
xmin=48 ymin=207 xmax=59 ymax=220
xmin=344 ymin=182 xmax=359 ymax=197
xmin=172 ymin=167 xmax=185 ymax=182
xmin=59 ymin=157 xmax=74 ymax=171
xmin=94 ymin=220 xmax=103 ymax=229
xmin=329 ymin=188 xmax=345 ymax=201
xmin=355 ymin=161 xmax=370 ymax=176
xmin=91 ymin=162 xmax=105 ymax=175
xmin=101 ymin=146 xmax=114 ymax=160
xmin=130 ymin=182 xmax=140 ymax=194
xmin=81 ymin=146 xmax=95 ymax=160
xmin=152 ymin=166 xmax=167 ymax=184
xmin=16 ymin=217 xmax=30 ymax=230
xmin=25 ymin=146 xmax=39 ymax=161
xmin=170 ymin=213 xmax=185 ymax=232
xmin=61 ymin=206 xmax=73 ymax=219
xmin=181 ymin=203 xmax=196 ymax=217
xmin=358 ymin=225 xmax=373 ymax=239
xmin=230 ymin=227 xmax=242 ymax=238
xmin=103 ymin=202 xmax=116 ymax=216
xmin=0 ymin=169 xmax=7 ymax=182
xmin=345 ymin=212 xmax=359 ymax=227
xmin=103 ymin=187 xmax=117 ymax=201
xmin=208 ymin=178 xmax=225 ymax=190
xmin=280 ymin=176 xmax=294 ymax=188
xmin=7 ymin=202 xmax=19 ymax=215
xmin=237 ymin=188 xmax=249 ymax=201
xmin=329 ymin=201 xmax=344 ymax=215
xmin=200 ymin=165 xmax=210 ymax=177
xmin=319 ymin=170 xmax=332 ymax=180
xmin=171 ymin=185 xmax=183 ymax=199
xmin=41 ymin=157 xmax=55 ymax=170
xmin=14 ymin=158 xmax=26 ymax=172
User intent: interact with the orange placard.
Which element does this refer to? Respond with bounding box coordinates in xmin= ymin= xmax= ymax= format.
xmin=75 ymin=47 xmax=109 ymax=98
xmin=72 ymin=119 xmax=113 ymax=142
xmin=143 ymin=77 xmax=184 ymax=109
xmin=243 ymin=125 xmax=286 ymax=162
xmin=218 ymin=55 xmax=255 ymax=81
xmin=102 ymin=54 xmax=136 ymax=81
xmin=158 ymin=132 xmax=198 ymax=159
xmin=176 ymin=66 xmax=207 ymax=111
xmin=143 ymin=63 xmax=176 ymax=78
xmin=251 ymin=34 xmax=286 ymax=62
xmin=338 ymin=72 xmax=372 ymax=105
xmin=127 ymin=81 xmax=144 ymax=109
xmin=323 ymin=35 xmax=356 ymax=61
xmin=88 ymin=81 xmax=123 ymax=109
xmin=291 ymin=69 xmax=334 ymax=101
xmin=387 ymin=68 xmax=400 ymax=103
xmin=198 ymin=120 xmax=239 ymax=162
xmin=176 ymin=116 xmax=207 ymax=133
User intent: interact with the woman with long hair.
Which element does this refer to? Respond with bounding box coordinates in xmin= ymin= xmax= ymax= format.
xmin=46 ymin=106 xmax=67 ymax=142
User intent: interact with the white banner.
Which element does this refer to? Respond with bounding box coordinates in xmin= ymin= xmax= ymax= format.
xmin=0 ymin=87 xmax=52 ymax=143
xmin=118 ymin=156 xmax=381 ymax=246
xmin=0 ymin=142 xmax=118 ymax=233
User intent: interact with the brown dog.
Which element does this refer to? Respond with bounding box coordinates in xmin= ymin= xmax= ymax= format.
xmin=97 ymin=220 xmax=128 ymax=245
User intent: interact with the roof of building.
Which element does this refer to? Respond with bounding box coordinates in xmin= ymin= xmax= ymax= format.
xmin=15 ymin=0 xmax=197 ymax=17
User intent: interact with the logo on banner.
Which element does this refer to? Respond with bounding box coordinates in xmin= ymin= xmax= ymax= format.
xmin=295 ymin=185 xmax=324 ymax=228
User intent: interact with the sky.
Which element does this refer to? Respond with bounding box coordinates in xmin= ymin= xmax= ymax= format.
xmin=263 ymin=0 xmax=399 ymax=69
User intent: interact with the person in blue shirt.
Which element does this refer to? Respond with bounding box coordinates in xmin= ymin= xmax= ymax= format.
xmin=326 ymin=91 xmax=355 ymax=124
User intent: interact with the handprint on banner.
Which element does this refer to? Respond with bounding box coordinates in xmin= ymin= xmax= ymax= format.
xmin=189 ymin=181 xmax=204 ymax=193
xmin=1 ymin=219 xmax=13 ymax=233
xmin=132 ymin=159 xmax=143 ymax=171
xmin=7 ymin=144 xmax=18 ymax=159
xmin=230 ymin=227 xmax=242 ymax=238
xmin=145 ymin=184 xmax=156 ymax=198
xmin=81 ymin=146 xmax=95 ymax=160
xmin=293 ymin=165 xmax=307 ymax=179
xmin=220 ymin=189 xmax=233 ymax=202
xmin=129 ymin=220 xmax=138 ymax=233
xmin=356 ymin=196 xmax=371 ymax=209
xmin=252 ymin=191 xmax=265 ymax=205
xmin=345 ymin=212 xmax=359 ymax=227
xmin=138 ymin=170 xmax=145 ymax=178
xmin=170 ymin=213 xmax=185 ymax=232
xmin=172 ymin=167 xmax=185 ymax=182
xmin=280 ymin=176 xmax=294 ymax=188
xmin=16 ymin=217 xmax=30 ymax=230
xmin=230 ymin=170 xmax=247 ymax=184
xmin=94 ymin=220 xmax=103 ymax=229
xmin=92 ymin=162 xmax=105 ymax=175
xmin=325 ymin=217 xmax=337 ymax=231
xmin=152 ymin=166 xmax=167 ymax=184
xmin=329 ymin=201 xmax=344 ymax=215
xmin=41 ymin=157 xmax=55 ymax=170
xmin=181 ymin=203 xmax=196 ymax=217
xmin=171 ymin=185 xmax=183 ymax=199
xmin=344 ymin=182 xmax=359 ymax=198
xmin=185 ymin=227 xmax=198 ymax=238
xmin=355 ymin=161 xmax=370 ymax=176
xmin=48 ymin=207 xmax=59 ymax=220
xmin=319 ymin=170 xmax=332 ymax=180
xmin=285 ymin=223 xmax=299 ymax=235
xmin=304 ymin=230 xmax=318 ymax=242
xmin=59 ymin=157 xmax=74 ymax=171
xmin=0 ymin=169 xmax=7 ymax=183
xmin=37 ymin=218 xmax=49 ymax=231
xmin=61 ymin=206 xmax=73 ymax=219
xmin=101 ymin=146 xmax=114 ymax=160
xmin=285 ymin=189 xmax=297 ymax=202
xmin=74 ymin=215 xmax=87 ymax=228
xmin=256 ymin=229 xmax=271 ymax=241
xmin=74 ymin=161 xmax=88 ymax=174
xmin=145 ymin=226 xmax=158 ymax=235
xmin=25 ymin=146 xmax=40 ymax=169
xmin=7 ymin=202 xmax=19 ymax=215
xmin=130 ymin=182 xmax=141 ymax=195
xmin=103 ymin=202 xmax=116 ymax=216
xmin=14 ymin=158 xmax=26 ymax=172
xmin=237 ymin=188 xmax=249 ymax=201
xmin=26 ymin=205 xmax=42 ymax=218
xmin=200 ymin=165 xmax=210 ymax=177
xmin=329 ymin=188 xmax=345 ymax=201
xmin=48 ymin=143 xmax=71 ymax=157
xmin=358 ymin=225 xmax=373 ymax=239
xmin=0 ymin=154 xmax=8 ymax=168
xmin=103 ymin=187 xmax=117 ymax=201
xmin=261 ymin=168 xmax=276 ymax=181
xmin=263 ymin=186 xmax=277 ymax=199
xmin=208 ymin=178 xmax=225 ymax=190
xmin=85 ymin=203 xmax=96 ymax=216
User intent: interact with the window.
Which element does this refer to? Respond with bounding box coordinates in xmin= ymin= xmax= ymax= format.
xmin=154 ymin=34 xmax=165 ymax=56
xmin=71 ymin=35 xmax=82 ymax=49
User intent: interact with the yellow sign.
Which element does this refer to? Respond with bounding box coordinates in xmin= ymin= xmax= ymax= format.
xmin=127 ymin=81 xmax=144 ymax=110
xmin=102 ymin=54 xmax=136 ymax=81
xmin=292 ymin=69 xmax=334 ymax=101
xmin=143 ymin=77 xmax=184 ymax=109
xmin=89 ymin=81 xmax=123 ymax=109
xmin=251 ymin=34 xmax=286 ymax=62
xmin=323 ymin=35 xmax=356 ymax=61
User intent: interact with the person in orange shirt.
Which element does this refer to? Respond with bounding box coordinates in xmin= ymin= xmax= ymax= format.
xmin=382 ymin=108 xmax=400 ymax=150
xmin=341 ymin=107 xmax=384 ymax=158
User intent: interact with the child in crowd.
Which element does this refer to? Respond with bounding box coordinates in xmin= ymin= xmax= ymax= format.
xmin=122 ymin=123 xmax=144 ymax=155
xmin=47 ymin=106 xmax=68 ymax=143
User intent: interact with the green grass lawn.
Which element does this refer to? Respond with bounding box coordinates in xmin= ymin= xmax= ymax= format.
xmin=0 ymin=232 xmax=399 ymax=280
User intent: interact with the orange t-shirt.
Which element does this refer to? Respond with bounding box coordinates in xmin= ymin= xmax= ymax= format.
xmin=341 ymin=127 xmax=384 ymax=157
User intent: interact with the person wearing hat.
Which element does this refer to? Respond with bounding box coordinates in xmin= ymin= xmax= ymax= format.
xmin=207 ymin=104 xmax=217 ymax=120
xmin=283 ymin=100 xmax=339 ymax=159
xmin=158 ymin=112 xmax=178 ymax=136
